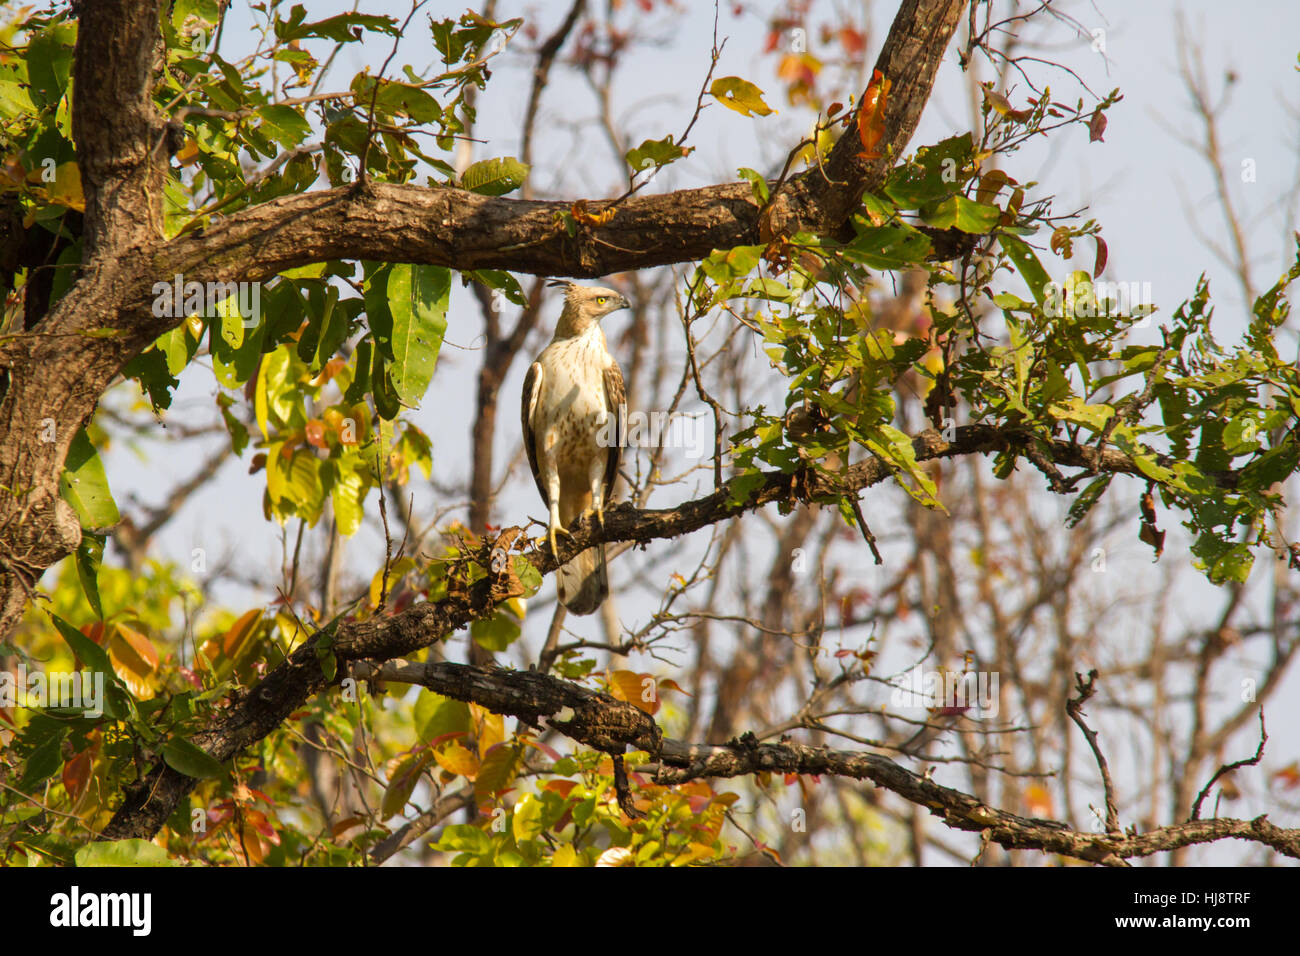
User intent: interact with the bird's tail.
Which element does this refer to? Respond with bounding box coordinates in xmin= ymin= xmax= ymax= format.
xmin=557 ymin=543 xmax=608 ymax=616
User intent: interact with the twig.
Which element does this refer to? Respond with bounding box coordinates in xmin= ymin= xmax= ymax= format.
xmin=1191 ymin=711 xmax=1267 ymax=821
xmin=1065 ymin=670 xmax=1121 ymax=835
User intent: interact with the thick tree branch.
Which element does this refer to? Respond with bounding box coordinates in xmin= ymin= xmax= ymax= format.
xmin=0 ymin=0 xmax=970 ymax=645
xmin=141 ymin=0 xmax=970 ymax=338
xmin=71 ymin=0 xmax=169 ymax=253
xmin=97 ymin=421 xmax=1239 ymax=842
xmin=362 ymin=660 xmax=1300 ymax=865
xmin=0 ymin=1 xmax=169 ymax=641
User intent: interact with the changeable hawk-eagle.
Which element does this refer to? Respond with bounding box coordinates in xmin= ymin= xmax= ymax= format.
xmin=521 ymin=282 xmax=628 ymax=615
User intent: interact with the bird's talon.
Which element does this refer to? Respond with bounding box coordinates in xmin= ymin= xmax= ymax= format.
xmin=547 ymin=525 xmax=575 ymax=556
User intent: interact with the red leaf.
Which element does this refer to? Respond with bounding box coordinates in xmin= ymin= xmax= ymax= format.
xmin=62 ymin=750 xmax=92 ymax=800
xmin=1088 ymin=109 xmax=1107 ymax=143
xmin=856 ymin=69 xmax=891 ymax=160
xmin=1093 ymin=236 xmax=1109 ymax=277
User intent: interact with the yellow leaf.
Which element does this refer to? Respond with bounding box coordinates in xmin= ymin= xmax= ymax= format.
xmin=607 ymin=670 xmax=659 ymax=715
xmin=709 ymin=76 xmax=776 ymax=117
xmin=369 ymin=556 xmax=416 ymax=608
xmin=47 ymin=162 xmax=84 ymax=211
xmin=470 ymin=704 xmax=505 ymax=757
xmin=552 ymin=844 xmax=579 ymax=867
xmin=433 ymin=742 xmax=479 ymax=779
xmin=108 ymin=624 xmax=159 ymax=699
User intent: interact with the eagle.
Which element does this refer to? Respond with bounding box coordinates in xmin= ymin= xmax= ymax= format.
xmin=521 ymin=282 xmax=629 ymax=615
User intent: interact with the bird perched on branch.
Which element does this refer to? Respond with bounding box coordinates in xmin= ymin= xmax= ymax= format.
xmin=521 ymin=281 xmax=629 ymax=615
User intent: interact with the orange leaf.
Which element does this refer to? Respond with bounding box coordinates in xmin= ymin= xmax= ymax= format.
xmin=331 ymin=815 xmax=367 ymax=839
xmin=571 ymin=198 xmax=615 ymax=227
xmin=222 ymin=609 xmax=263 ymax=659
xmin=109 ymin=624 xmax=160 ymax=698
xmin=607 ymin=670 xmax=659 ymax=715
xmin=175 ymin=139 xmax=200 ymax=165
xmin=759 ymin=843 xmax=783 ymax=864
xmin=111 ymin=624 xmax=159 ymax=671
xmin=1024 ymin=784 xmax=1054 ymax=818
xmin=304 ymin=419 xmax=327 ymax=448
xmin=1272 ymin=762 xmax=1300 ymax=790
xmin=855 ymin=69 xmax=891 ymax=161
xmin=656 ymin=677 xmax=691 ymax=697
xmin=62 ymin=750 xmax=93 ymax=801
xmin=433 ymin=741 xmax=480 ymax=779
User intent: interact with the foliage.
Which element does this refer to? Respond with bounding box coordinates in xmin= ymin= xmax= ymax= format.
xmin=0 ymin=2 xmax=1296 ymax=868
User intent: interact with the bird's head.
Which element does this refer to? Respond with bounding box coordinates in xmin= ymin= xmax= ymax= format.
xmin=549 ymin=280 xmax=630 ymax=338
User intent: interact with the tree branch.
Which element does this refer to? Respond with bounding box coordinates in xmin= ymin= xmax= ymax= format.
xmin=359 ymin=660 xmax=1300 ymax=865
xmin=96 ymin=421 xmax=1244 ymax=842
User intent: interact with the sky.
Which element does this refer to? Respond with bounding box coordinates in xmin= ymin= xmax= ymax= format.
xmin=64 ymin=0 xmax=1300 ymax=862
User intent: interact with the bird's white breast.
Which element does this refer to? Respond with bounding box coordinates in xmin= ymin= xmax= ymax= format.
xmin=535 ymin=326 xmax=610 ymax=466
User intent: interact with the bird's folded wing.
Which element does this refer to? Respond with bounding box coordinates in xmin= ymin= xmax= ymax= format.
xmin=603 ymin=357 xmax=626 ymax=503
xmin=522 ymin=361 xmax=548 ymax=505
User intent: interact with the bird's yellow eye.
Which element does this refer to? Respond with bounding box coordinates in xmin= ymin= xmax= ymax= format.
xmin=596 ymin=296 xmax=607 ymax=305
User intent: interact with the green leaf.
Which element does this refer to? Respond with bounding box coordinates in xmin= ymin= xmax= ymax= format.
xmin=459 ymin=157 xmax=528 ymax=196
xmin=386 ymin=264 xmax=450 ymax=405
xmin=920 ymin=195 xmax=1002 ymax=234
xmin=736 ymin=167 xmax=770 ymax=203
xmin=727 ymin=471 xmax=765 ymax=507
xmin=162 ymin=737 xmax=227 ymax=780
xmin=74 ymin=839 xmax=178 ymax=867
xmin=51 ymin=613 xmax=113 ymax=674
xmin=625 ymin=135 xmax=691 ymax=172
xmin=998 ymin=233 xmax=1053 ymax=309
xmin=122 ymin=348 xmax=180 ymax=410
xmin=513 ymin=555 xmax=542 ymax=595
xmin=27 ymin=21 xmax=77 ymax=109
xmin=845 ymin=221 xmax=933 ymax=270
xmin=266 ymin=443 xmax=326 ymax=524
xmin=882 ymin=134 xmax=975 ymax=208
xmin=277 ymin=8 xmax=399 ymax=43
xmin=382 ymin=750 xmax=431 ymax=819
xmin=371 ymin=349 xmax=402 ymax=421
xmin=415 ymin=692 xmax=470 ymax=743
xmin=512 ymin=793 xmax=545 ymax=843
xmin=1049 ymin=397 xmax=1114 ymax=432
xmin=1066 ymin=475 xmax=1111 ymax=528
xmin=75 ymin=533 xmax=105 ymax=620
xmin=59 ymin=430 xmax=120 ymax=530
xmin=313 ymin=287 xmax=351 ymax=373
xmin=328 ymin=461 xmax=368 ymax=536
xmin=709 ymin=76 xmax=775 ymax=117
xmin=471 ymin=611 xmax=521 ymax=652
xmin=257 ymin=104 xmax=312 ymax=148
xmin=20 ymin=730 xmax=66 ymax=789
xmin=1192 ymin=535 xmax=1255 ymax=585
